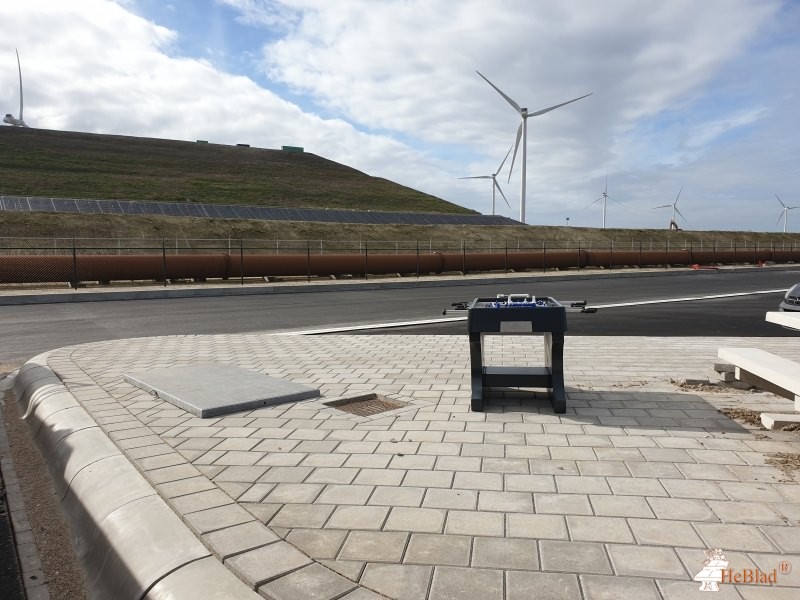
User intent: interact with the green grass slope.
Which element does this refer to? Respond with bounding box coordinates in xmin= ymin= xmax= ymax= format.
xmin=0 ymin=127 xmax=475 ymax=214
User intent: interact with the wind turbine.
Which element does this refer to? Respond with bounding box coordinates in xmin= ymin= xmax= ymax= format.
xmin=585 ymin=176 xmax=612 ymax=228
xmin=653 ymin=186 xmax=686 ymax=230
xmin=459 ymin=145 xmax=513 ymax=215
xmin=476 ymin=70 xmax=591 ymax=224
xmin=3 ymin=48 xmax=28 ymax=127
xmin=775 ymin=194 xmax=799 ymax=233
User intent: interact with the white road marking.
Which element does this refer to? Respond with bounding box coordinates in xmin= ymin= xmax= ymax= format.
xmin=283 ymin=288 xmax=789 ymax=334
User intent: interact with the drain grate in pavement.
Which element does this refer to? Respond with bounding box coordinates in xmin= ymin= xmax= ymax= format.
xmin=324 ymin=394 xmax=408 ymax=416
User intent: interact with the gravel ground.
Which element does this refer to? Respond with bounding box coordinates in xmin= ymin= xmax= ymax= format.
xmin=1 ymin=382 xmax=87 ymax=600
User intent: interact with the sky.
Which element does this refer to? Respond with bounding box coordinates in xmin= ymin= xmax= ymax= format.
xmin=1 ymin=0 xmax=799 ymax=232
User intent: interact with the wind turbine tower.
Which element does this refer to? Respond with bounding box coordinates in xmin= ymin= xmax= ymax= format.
xmin=586 ymin=176 xmax=612 ymax=229
xmin=3 ymin=48 xmax=28 ymax=127
xmin=476 ymin=71 xmax=591 ymax=224
xmin=776 ymin=194 xmax=799 ymax=233
xmin=459 ymin=146 xmax=513 ymax=215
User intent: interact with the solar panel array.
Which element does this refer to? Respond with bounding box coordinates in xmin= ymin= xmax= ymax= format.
xmin=0 ymin=195 xmax=520 ymax=226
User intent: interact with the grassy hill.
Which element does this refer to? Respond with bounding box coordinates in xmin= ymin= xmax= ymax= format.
xmin=0 ymin=127 xmax=474 ymax=214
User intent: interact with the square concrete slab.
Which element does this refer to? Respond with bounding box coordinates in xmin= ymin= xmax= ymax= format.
xmin=124 ymin=364 xmax=320 ymax=418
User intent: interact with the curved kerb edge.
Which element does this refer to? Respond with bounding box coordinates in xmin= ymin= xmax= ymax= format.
xmin=13 ymin=356 xmax=262 ymax=600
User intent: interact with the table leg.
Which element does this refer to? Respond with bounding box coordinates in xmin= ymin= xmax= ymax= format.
xmin=469 ymin=331 xmax=484 ymax=411
xmin=545 ymin=332 xmax=566 ymax=413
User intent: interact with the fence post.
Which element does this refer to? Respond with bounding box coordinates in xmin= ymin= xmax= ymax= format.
xmin=71 ymin=237 xmax=78 ymax=289
xmin=364 ymin=242 xmax=369 ymax=280
xmin=161 ymin=237 xmax=167 ymax=286
xmin=306 ymin=242 xmax=311 ymax=282
xmin=609 ymin=238 xmax=613 ymax=270
xmin=462 ymin=240 xmax=466 ymax=276
xmin=542 ymin=240 xmax=546 ymax=272
xmin=416 ymin=240 xmax=420 ymax=279
xmin=504 ymin=240 xmax=508 ymax=274
xmin=240 ymin=239 xmax=244 ymax=285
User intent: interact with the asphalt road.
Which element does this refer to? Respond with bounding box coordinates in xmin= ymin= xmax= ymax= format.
xmin=0 ymin=269 xmax=798 ymax=364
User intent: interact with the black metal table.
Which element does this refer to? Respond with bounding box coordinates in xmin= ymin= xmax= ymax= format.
xmin=467 ymin=294 xmax=568 ymax=413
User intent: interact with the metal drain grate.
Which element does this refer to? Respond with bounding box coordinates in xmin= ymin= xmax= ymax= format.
xmin=324 ymin=394 xmax=408 ymax=416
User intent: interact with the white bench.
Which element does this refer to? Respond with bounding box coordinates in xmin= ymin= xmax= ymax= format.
xmin=717 ymin=347 xmax=800 ymax=410
xmin=766 ymin=311 xmax=800 ymax=331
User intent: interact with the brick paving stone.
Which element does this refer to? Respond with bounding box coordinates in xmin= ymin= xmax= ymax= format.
xmin=444 ymin=510 xmax=504 ymax=536
xmin=589 ymin=495 xmax=655 ymax=518
xmin=736 ymin=587 xmax=800 ymax=599
xmin=506 ymin=572 xmax=581 ymax=600
xmin=285 ymin=528 xmax=348 ymax=559
xmin=628 ymin=518 xmax=706 ymax=548
xmin=435 ymin=456 xmax=482 ymax=472
xmin=471 ymin=537 xmax=539 ymax=570
xmin=170 ymin=488 xmax=235 ymax=514
xmin=428 ymin=565 xmax=503 ymax=600
xmin=505 ymin=473 xmax=557 ymax=493
xmin=577 ymin=461 xmax=631 ymax=477
xmin=422 ymin=488 xmax=478 ymax=510
xmin=581 ymin=574 xmax=661 ymax=600
xmin=327 ymin=506 xmax=390 ymax=530
xmin=404 ymin=534 xmax=472 ymax=567
xmin=760 ymin=525 xmax=800 ymax=553
xmin=354 ymin=468 xmax=405 ymax=486
xmin=534 ymin=493 xmax=593 ymax=515
xmin=183 ymin=503 xmax=253 ymax=534
xmin=528 ymin=459 xmax=578 ymax=475
xmin=369 ymin=485 xmax=425 ymax=507
xmin=505 ymin=514 xmax=568 ymax=540
xmin=660 ymin=479 xmax=728 ymax=500
xmin=718 ymin=482 xmax=786 ymax=503
xmin=646 ymin=497 xmax=718 ymax=522
xmin=305 ymin=467 xmax=360 ymax=484
xmin=259 ymin=563 xmax=357 ymax=600
xmin=359 ymin=564 xmax=433 ymax=600
xmin=626 ymin=461 xmax=685 ymax=479
xmin=549 ymin=446 xmax=597 ymax=461
xmin=453 ymin=472 xmax=503 ymax=491
xmin=677 ymin=463 xmax=739 ymax=481
xmin=606 ymin=544 xmax=688 ymax=579
xmin=566 ymin=515 xmax=634 ymax=543
xmin=539 ymin=540 xmax=612 ymax=574
xmin=338 ymin=531 xmax=409 ymax=562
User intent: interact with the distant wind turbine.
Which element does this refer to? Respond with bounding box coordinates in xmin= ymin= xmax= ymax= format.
xmin=585 ymin=176 xmax=612 ymax=229
xmin=653 ymin=186 xmax=686 ymax=230
xmin=459 ymin=146 xmax=513 ymax=215
xmin=776 ymin=194 xmax=799 ymax=233
xmin=3 ymin=49 xmax=28 ymax=128
xmin=476 ymin=70 xmax=591 ymax=224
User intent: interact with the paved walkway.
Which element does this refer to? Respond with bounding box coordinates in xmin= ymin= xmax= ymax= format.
xmin=13 ymin=333 xmax=800 ymax=599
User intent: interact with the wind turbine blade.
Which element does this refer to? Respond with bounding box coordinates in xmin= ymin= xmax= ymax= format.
xmin=476 ymin=71 xmax=522 ymax=114
xmin=604 ymin=175 xmax=608 ymax=196
xmin=777 ymin=213 xmax=786 ymax=227
xmin=583 ymin=197 xmax=603 ymax=210
xmin=776 ymin=193 xmax=786 ymax=208
xmin=16 ymin=48 xmax=23 ymax=120
xmin=674 ymin=185 xmax=684 ymax=206
xmin=527 ymin=93 xmax=592 ymax=117
xmin=653 ymin=204 xmax=672 ymax=209
xmin=494 ymin=180 xmax=512 ymax=209
xmin=507 ymin=123 xmax=523 ymax=183
xmin=674 ymin=206 xmax=687 ymax=222
xmin=495 ymin=145 xmax=513 ymax=175
xmin=459 ymin=176 xmax=492 ymax=180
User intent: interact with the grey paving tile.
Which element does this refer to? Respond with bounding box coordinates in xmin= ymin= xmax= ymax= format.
xmin=647 ymin=497 xmax=718 ymax=522
xmin=581 ymin=574 xmax=661 ymax=599
xmin=534 ymin=493 xmax=593 ymax=515
xmin=566 ymin=515 xmax=634 ymax=543
xmin=316 ymin=484 xmax=374 ymax=506
xmin=477 ymin=490 xmax=533 ymax=513
xmin=359 ymin=563 xmax=433 ymax=600
xmin=657 ymin=579 xmax=744 ymax=599
xmin=452 ymin=472 xmax=503 ymax=491
xmin=226 ymin=541 xmax=312 ymax=587
xmin=660 ymin=478 xmax=728 ymax=500
xmin=607 ymin=477 xmax=668 ymax=497
xmin=270 ymin=503 xmax=335 ymax=528
xmin=556 ymin=475 xmax=611 ymax=495
xmin=422 ymin=488 xmax=478 ymax=510
xmin=505 ymin=513 xmax=568 ymax=540
xmin=286 ymin=528 xmax=348 ymax=559
xmin=265 ymin=483 xmax=324 ymax=504
xmin=471 ymin=537 xmax=539 ymax=570
xmin=444 ymin=510 xmax=504 ymax=536
xmin=369 ymin=485 xmax=425 ymax=507
xmin=607 ymin=544 xmax=688 ymax=579
xmin=202 ymin=520 xmax=278 ymax=559
xmin=694 ymin=523 xmax=777 ymax=552
xmin=707 ymin=500 xmax=784 ymax=525
xmin=384 ymin=507 xmax=446 ymax=533
xmin=183 ymin=504 xmax=253 ymax=534
xmin=429 ymin=565 xmax=503 ymax=600
xmin=577 ymin=460 xmax=630 ymax=477
xmin=259 ymin=562 xmax=357 ymax=600
xmin=403 ymin=470 xmax=454 ymax=489
xmin=718 ymin=482 xmax=786 ymax=503
xmin=404 ymin=534 xmax=472 ymax=567
xmin=338 ymin=530 xmax=409 ymax=562
xmin=590 ymin=495 xmax=655 ymax=518
xmin=539 ymin=540 xmax=612 ymax=574
xmin=354 ymin=468 xmax=404 ymax=486
xmin=506 ymin=572 xmax=581 ymax=600
xmin=628 ymin=518 xmax=706 ymax=548
xmin=327 ymin=506 xmax=390 ymax=530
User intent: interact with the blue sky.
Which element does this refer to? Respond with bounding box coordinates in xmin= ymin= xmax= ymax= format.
xmin=2 ymin=0 xmax=799 ymax=232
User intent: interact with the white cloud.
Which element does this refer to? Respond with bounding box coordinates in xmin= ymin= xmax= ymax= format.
xmin=1 ymin=0 xmax=798 ymax=231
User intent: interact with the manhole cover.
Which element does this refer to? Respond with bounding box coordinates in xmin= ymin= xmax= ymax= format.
xmin=324 ymin=394 xmax=408 ymax=416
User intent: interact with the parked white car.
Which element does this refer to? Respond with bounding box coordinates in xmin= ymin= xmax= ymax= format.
xmin=780 ymin=283 xmax=800 ymax=312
